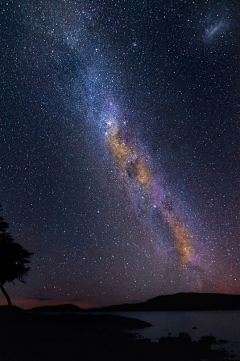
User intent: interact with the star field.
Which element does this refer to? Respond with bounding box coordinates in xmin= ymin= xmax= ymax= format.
xmin=1 ymin=0 xmax=240 ymax=309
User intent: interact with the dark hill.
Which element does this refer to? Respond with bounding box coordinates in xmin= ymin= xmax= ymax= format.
xmin=29 ymin=304 xmax=82 ymax=313
xmin=90 ymin=292 xmax=240 ymax=311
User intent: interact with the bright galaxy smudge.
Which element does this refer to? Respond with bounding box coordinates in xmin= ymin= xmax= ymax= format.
xmin=203 ymin=20 xmax=229 ymax=43
xmin=202 ymin=6 xmax=230 ymax=44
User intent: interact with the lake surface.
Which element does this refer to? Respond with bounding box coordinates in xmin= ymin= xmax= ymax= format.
xmin=86 ymin=310 xmax=240 ymax=359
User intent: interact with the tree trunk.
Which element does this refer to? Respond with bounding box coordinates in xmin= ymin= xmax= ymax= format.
xmin=0 ymin=284 xmax=12 ymax=307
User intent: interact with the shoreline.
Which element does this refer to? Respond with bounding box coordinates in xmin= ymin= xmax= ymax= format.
xmin=0 ymin=306 xmax=237 ymax=360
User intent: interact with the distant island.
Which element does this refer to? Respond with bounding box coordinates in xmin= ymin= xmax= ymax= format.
xmin=29 ymin=292 xmax=240 ymax=313
xmin=93 ymin=292 xmax=240 ymax=312
xmin=30 ymin=303 xmax=82 ymax=313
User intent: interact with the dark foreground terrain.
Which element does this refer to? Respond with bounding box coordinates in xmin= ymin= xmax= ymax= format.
xmin=0 ymin=306 xmax=235 ymax=361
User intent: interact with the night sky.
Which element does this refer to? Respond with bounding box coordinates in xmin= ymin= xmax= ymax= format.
xmin=1 ymin=0 xmax=240 ymax=309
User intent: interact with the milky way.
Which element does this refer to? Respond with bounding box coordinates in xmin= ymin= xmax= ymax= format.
xmin=101 ymin=100 xmax=194 ymax=265
xmin=1 ymin=0 xmax=240 ymax=308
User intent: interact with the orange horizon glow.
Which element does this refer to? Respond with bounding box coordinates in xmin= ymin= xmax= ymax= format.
xmin=0 ymin=298 xmax=95 ymax=310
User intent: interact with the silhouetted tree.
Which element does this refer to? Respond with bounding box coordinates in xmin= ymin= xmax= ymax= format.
xmin=0 ymin=205 xmax=33 ymax=306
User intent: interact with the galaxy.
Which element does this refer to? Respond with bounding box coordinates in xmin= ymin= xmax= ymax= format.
xmin=1 ymin=0 xmax=240 ymax=309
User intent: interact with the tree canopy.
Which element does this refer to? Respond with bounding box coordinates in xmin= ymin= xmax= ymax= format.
xmin=0 ymin=205 xmax=33 ymax=306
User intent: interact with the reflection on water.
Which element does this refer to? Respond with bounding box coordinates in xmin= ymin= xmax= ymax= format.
xmin=89 ymin=310 xmax=240 ymax=360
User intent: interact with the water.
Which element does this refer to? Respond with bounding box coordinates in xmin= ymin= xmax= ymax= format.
xmin=86 ymin=310 xmax=240 ymax=359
